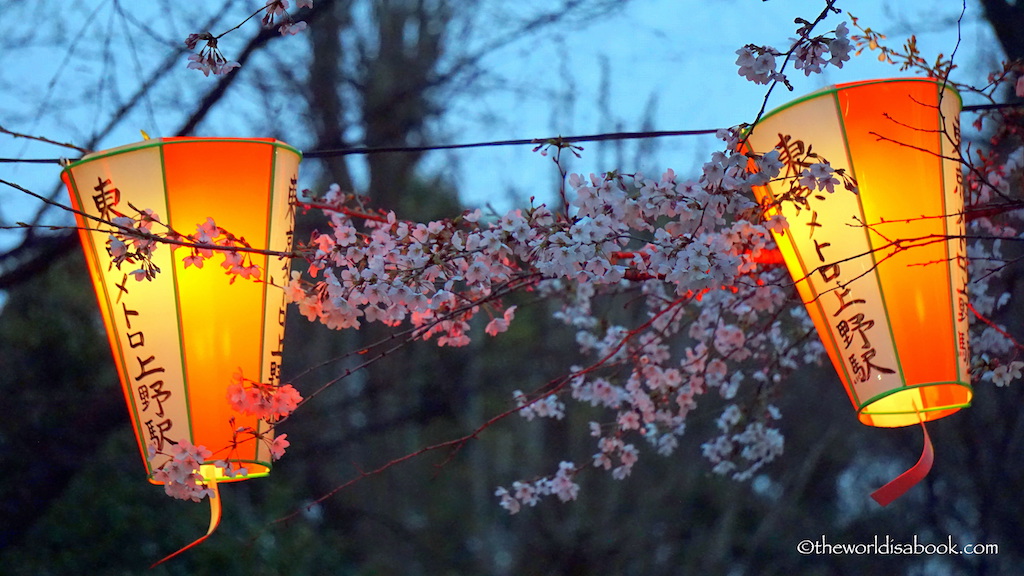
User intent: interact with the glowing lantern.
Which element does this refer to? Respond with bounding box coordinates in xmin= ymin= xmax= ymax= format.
xmin=746 ymin=78 xmax=970 ymax=502
xmin=61 ymin=137 xmax=300 ymax=553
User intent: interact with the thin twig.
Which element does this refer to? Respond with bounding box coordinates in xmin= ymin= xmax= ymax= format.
xmin=0 ymin=124 xmax=90 ymax=154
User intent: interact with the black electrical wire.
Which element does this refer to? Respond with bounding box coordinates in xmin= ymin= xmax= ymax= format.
xmin=1 ymin=104 xmax=1019 ymax=166
xmin=302 ymin=129 xmax=720 ymax=159
xmin=3 ymin=128 xmax=721 ymax=165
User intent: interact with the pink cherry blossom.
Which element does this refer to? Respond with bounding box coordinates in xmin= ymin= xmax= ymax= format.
xmin=227 ymin=370 xmax=303 ymax=422
xmin=279 ymin=21 xmax=307 ymax=36
xmin=270 ymin=434 xmax=290 ymax=460
xmin=148 ymin=439 xmax=215 ymax=502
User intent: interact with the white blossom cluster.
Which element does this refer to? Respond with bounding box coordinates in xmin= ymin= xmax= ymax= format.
xmin=148 ymin=440 xmax=217 ymax=502
xmin=735 ymin=21 xmax=853 ymax=87
xmin=104 ymin=212 xmax=269 ymax=284
xmin=495 ymin=461 xmax=580 ymax=514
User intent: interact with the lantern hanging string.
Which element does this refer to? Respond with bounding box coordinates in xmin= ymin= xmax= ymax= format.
xmin=0 ymin=100 xmax=1018 ymax=166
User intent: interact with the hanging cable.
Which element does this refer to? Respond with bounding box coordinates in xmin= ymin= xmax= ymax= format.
xmin=0 ymin=102 xmax=1019 ymax=166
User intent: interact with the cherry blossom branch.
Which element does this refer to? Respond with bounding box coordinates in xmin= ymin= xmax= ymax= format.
xmin=295 ymin=200 xmax=390 ymax=223
xmin=743 ymin=0 xmax=847 ymax=133
xmin=183 ymin=0 xmax=312 ymax=75
xmin=266 ymin=398 xmax=529 ymax=529
xmin=0 ymin=125 xmax=90 ymax=154
xmin=1 ymin=177 xmax=304 ymax=259
xmin=969 ymin=302 xmax=1024 ymax=352
xmin=270 ymin=293 xmax=691 ymax=525
xmin=868 ymin=130 xmax=964 ymax=164
xmin=283 ymin=273 xmax=542 ymax=419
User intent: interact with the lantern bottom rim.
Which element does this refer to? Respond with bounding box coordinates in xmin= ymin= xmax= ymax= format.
xmin=147 ymin=461 xmax=272 ymax=485
xmin=855 ymin=381 xmax=972 ymax=428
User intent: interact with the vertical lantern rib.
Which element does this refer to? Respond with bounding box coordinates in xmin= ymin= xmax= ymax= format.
xmin=934 ymin=82 xmax=957 ymax=410
xmin=830 ymin=87 xmax=880 ymax=413
xmin=939 ymin=86 xmax=970 ymax=390
xmin=838 ymin=83 xmax=912 ymax=424
xmin=161 ymin=143 xmax=198 ymax=457
xmin=255 ymin=145 xmax=278 ymax=468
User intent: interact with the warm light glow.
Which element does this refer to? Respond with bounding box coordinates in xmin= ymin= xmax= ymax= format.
xmin=748 ymin=78 xmax=971 ymax=427
xmin=61 ymin=137 xmax=301 ymax=480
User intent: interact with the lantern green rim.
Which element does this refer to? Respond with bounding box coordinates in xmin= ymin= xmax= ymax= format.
xmin=859 ymin=403 xmax=972 ymax=417
xmin=856 ymin=380 xmax=973 ymax=416
xmin=755 ymin=77 xmax=963 ymax=126
xmin=146 ymin=462 xmax=273 ymax=485
xmin=60 ymin=137 xmax=303 ymax=172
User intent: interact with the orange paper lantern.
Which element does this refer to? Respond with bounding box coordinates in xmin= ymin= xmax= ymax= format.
xmin=61 ymin=137 xmax=299 ymax=512
xmin=747 ymin=78 xmax=971 ymax=428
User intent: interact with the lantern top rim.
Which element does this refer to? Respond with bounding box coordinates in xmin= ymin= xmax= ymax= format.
xmin=61 ymin=137 xmax=302 ymax=172
xmin=754 ymin=77 xmax=962 ymax=127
